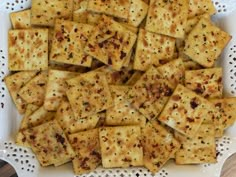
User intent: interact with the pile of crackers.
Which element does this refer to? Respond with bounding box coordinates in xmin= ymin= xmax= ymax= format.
xmin=4 ymin=0 xmax=236 ymax=175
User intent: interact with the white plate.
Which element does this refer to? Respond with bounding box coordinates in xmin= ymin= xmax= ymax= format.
xmin=1 ymin=0 xmax=236 ymax=177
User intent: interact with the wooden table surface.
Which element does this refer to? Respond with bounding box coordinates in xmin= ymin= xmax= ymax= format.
xmin=1 ymin=155 xmax=236 ymax=177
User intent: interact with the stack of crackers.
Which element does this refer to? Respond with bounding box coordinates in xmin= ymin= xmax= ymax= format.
xmin=4 ymin=0 xmax=236 ymax=175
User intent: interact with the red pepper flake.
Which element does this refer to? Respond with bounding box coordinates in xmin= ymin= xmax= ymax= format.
xmin=38 ymin=83 xmax=45 ymax=87
xmin=55 ymin=133 xmax=65 ymax=145
xmin=101 ymin=136 xmax=108 ymax=142
xmin=215 ymin=102 xmax=222 ymax=108
xmin=190 ymin=98 xmax=199 ymax=109
xmin=88 ymin=44 xmax=95 ymax=52
xmin=68 ymin=53 xmax=73 ymax=58
xmin=90 ymin=151 xmax=101 ymax=159
xmin=172 ymin=95 xmax=181 ymax=101
xmin=122 ymin=157 xmax=132 ymax=162
xmin=98 ymin=42 xmax=104 ymax=48
xmin=81 ymin=157 xmax=90 ymax=170
xmin=29 ymin=135 xmax=36 ymax=140
xmin=187 ymin=117 xmax=194 ymax=122
xmin=73 ymin=137 xmax=78 ymax=143
xmin=194 ymin=87 xmax=204 ymax=94
xmin=108 ymin=58 xmax=112 ymax=65
xmin=106 ymin=30 xmax=112 ymax=35
xmin=56 ymin=32 xmax=64 ymax=42
xmin=164 ymin=86 xmax=172 ymax=96
xmin=120 ymin=51 xmax=126 ymax=59
xmin=173 ymin=103 xmax=178 ymax=109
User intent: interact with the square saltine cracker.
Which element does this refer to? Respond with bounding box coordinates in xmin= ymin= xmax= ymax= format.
xmin=87 ymin=0 xmax=131 ymax=20
xmin=175 ymin=124 xmax=216 ymax=164
xmin=99 ymin=126 xmax=143 ymax=168
xmin=68 ymin=129 xmax=101 ymax=174
xmin=159 ymin=84 xmax=213 ymax=138
xmin=145 ymin=0 xmax=189 ymax=38
xmin=185 ymin=68 xmax=223 ymax=99
xmin=8 ymin=29 xmax=48 ymax=71
xmin=55 ymin=100 xmax=102 ymax=134
xmin=106 ymin=85 xmax=146 ymax=126
xmin=127 ymin=66 xmax=174 ymax=120
xmin=66 ymin=71 xmax=113 ymax=118
xmin=10 ymin=9 xmax=31 ymax=29
xmin=4 ymin=71 xmax=37 ymax=114
xmin=50 ymin=19 xmax=94 ymax=67
xmin=184 ymin=18 xmax=231 ymax=68
xmin=142 ymin=121 xmax=180 ymax=173
xmin=23 ymin=120 xmax=75 ymax=166
xmin=18 ymin=72 xmax=47 ymax=106
xmin=133 ymin=29 xmax=175 ymax=71
xmin=44 ymin=69 xmax=79 ymax=111
xmin=84 ymin=15 xmax=137 ymax=71
xmin=31 ymin=0 xmax=73 ymax=27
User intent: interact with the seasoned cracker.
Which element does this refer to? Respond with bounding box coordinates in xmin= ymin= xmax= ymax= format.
xmin=44 ymin=69 xmax=79 ymax=111
xmin=68 ymin=129 xmax=101 ymax=174
xmin=133 ymin=29 xmax=175 ymax=71
xmin=185 ymin=68 xmax=223 ymax=99
xmin=106 ymin=86 xmax=146 ymax=126
xmin=84 ymin=15 xmax=137 ymax=70
xmin=145 ymin=0 xmax=189 ymax=38
xmin=158 ymin=84 xmax=211 ymax=138
xmin=8 ymin=29 xmax=48 ymax=71
xmin=87 ymin=0 xmax=131 ymax=19
xmin=16 ymin=104 xmax=40 ymax=147
xmin=4 ymin=71 xmax=37 ymax=114
xmin=200 ymin=101 xmax=223 ymax=138
xmin=55 ymin=100 xmax=102 ymax=134
xmin=210 ymin=98 xmax=236 ymax=129
xmin=18 ymin=72 xmax=47 ymax=106
xmin=126 ymin=0 xmax=148 ymax=27
xmin=19 ymin=104 xmax=40 ymax=130
xmin=185 ymin=14 xmax=211 ymax=35
xmin=23 ymin=120 xmax=75 ymax=166
xmin=184 ymin=18 xmax=231 ymax=68
xmin=188 ymin=0 xmax=216 ymax=18
xmin=10 ymin=9 xmax=31 ymax=29
xmin=127 ymin=66 xmax=174 ymax=120
xmin=99 ymin=126 xmax=143 ymax=168
xmin=157 ymin=58 xmax=185 ymax=88
xmin=66 ymin=71 xmax=113 ymax=118
xmin=175 ymin=124 xmax=216 ymax=164
xmin=96 ymin=66 xmax=134 ymax=85
xmin=31 ymin=0 xmax=73 ymax=26
xmin=73 ymin=0 xmax=102 ymax=25
xmin=73 ymin=0 xmax=89 ymax=23
xmin=142 ymin=121 xmax=180 ymax=173
xmin=50 ymin=19 xmax=93 ymax=67
xmin=22 ymin=106 xmax=55 ymax=128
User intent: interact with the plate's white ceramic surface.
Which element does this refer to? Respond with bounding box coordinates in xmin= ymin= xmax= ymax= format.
xmin=1 ymin=1 xmax=236 ymax=177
